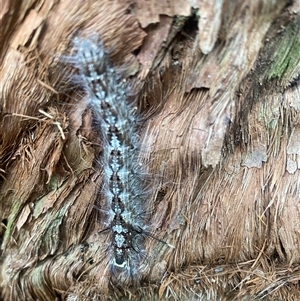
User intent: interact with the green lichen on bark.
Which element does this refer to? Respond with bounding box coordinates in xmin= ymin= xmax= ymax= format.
xmin=2 ymin=199 xmax=23 ymax=249
xmin=267 ymin=15 xmax=300 ymax=85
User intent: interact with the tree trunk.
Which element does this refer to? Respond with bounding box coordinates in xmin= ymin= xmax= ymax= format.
xmin=1 ymin=0 xmax=299 ymax=300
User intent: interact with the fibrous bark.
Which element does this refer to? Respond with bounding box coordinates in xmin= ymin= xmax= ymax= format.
xmin=0 ymin=0 xmax=300 ymax=300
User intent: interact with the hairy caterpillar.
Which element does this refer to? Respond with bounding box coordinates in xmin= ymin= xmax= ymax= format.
xmin=70 ymin=36 xmax=150 ymax=284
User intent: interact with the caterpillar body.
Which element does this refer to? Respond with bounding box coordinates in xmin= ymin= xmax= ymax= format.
xmin=71 ymin=37 xmax=148 ymax=283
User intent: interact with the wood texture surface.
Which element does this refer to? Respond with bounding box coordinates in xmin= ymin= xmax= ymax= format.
xmin=0 ymin=0 xmax=300 ymax=300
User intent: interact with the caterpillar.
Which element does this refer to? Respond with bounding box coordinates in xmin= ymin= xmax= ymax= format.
xmin=70 ymin=36 xmax=149 ymax=284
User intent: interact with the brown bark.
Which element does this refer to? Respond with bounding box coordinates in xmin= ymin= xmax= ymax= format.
xmin=0 ymin=0 xmax=300 ymax=300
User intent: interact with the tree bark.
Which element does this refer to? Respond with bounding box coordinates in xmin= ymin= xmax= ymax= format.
xmin=0 ymin=0 xmax=300 ymax=300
